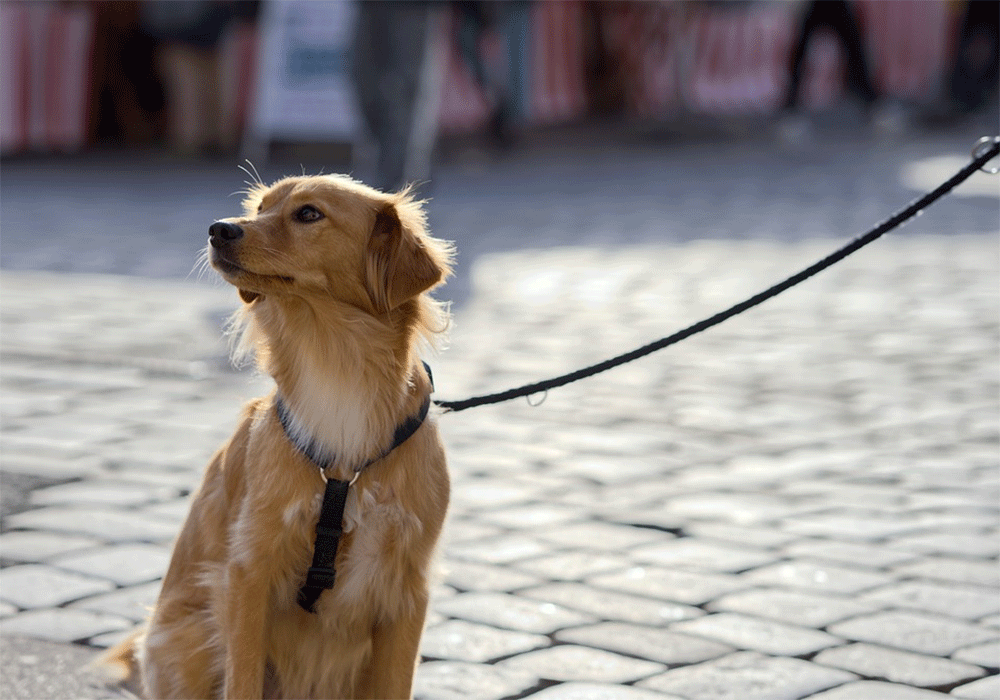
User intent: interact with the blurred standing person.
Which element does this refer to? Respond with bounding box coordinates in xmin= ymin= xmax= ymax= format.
xmin=454 ymin=0 xmax=532 ymax=148
xmin=779 ymin=0 xmax=880 ymax=141
xmin=947 ymin=0 xmax=999 ymax=115
xmin=351 ymin=1 xmax=447 ymax=194
xmin=141 ymin=0 xmax=258 ymax=156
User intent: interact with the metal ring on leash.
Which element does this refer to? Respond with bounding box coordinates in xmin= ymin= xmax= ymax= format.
xmin=526 ymin=390 xmax=548 ymax=407
xmin=972 ymin=136 xmax=1000 ymax=174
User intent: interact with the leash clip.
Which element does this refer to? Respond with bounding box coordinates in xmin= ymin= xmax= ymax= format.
xmin=972 ymin=136 xmax=1000 ymax=174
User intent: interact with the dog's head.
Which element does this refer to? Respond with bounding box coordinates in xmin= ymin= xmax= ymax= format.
xmin=208 ymin=175 xmax=451 ymax=315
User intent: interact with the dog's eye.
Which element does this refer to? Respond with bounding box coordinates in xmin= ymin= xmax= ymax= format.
xmin=295 ymin=205 xmax=324 ymax=223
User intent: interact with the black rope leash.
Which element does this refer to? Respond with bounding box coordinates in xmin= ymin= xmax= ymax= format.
xmin=434 ymin=136 xmax=1000 ymax=413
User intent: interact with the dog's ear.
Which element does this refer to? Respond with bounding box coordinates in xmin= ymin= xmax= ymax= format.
xmin=366 ymin=202 xmax=442 ymax=312
xmin=239 ymin=289 xmax=261 ymax=304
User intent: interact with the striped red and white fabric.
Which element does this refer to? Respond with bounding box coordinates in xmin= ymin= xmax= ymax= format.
xmin=437 ymin=0 xmax=591 ymax=133
xmin=0 ymin=2 xmax=93 ymax=155
xmin=219 ymin=22 xmax=259 ymax=138
xmin=680 ymin=3 xmax=797 ymax=116
xmin=529 ymin=0 xmax=588 ymax=125
xmin=437 ymin=9 xmax=492 ymax=134
xmin=855 ymin=0 xmax=955 ymax=100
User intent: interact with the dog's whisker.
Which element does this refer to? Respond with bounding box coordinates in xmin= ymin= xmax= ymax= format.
xmin=239 ymin=161 xmax=263 ymax=187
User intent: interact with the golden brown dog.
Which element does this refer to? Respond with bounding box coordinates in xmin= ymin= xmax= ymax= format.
xmin=102 ymin=174 xmax=453 ymax=699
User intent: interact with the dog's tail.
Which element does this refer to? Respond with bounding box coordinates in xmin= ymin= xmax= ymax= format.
xmin=89 ymin=627 xmax=144 ymax=698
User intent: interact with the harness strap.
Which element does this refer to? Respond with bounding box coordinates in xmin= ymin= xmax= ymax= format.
xmin=297 ymin=477 xmax=350 ymax=613
xmin=277 ymin=362 xmax=434 ymax=614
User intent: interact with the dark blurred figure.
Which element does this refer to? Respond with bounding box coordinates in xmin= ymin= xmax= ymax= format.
xmin=88 ymin=1 xmax=164 ymax=147
xmin=141 ymin=0 xmax=258 ymax=156
xmin=454 ymin=1 xmax=531 ymax=148
xmin=351 ymin=1 xmax=444 ymax=193
xmin=782 ymin=0 xmax=878 ymax=114
xmin=947 ymin=0 xmax=999 ymax=114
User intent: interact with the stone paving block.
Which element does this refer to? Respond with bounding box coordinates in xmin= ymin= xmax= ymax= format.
xmin=533 ymin=520 xmax=666 ymax=551
xmin=442 ymin=559 xmax=543 ymax=593
xmin=655 ymin=493 xmax=798 ymax=525
xmin=671 ymin=612 xmax=843 ymax=656
xmin=890 ymin=532 xmax=1000 ymax=559
xmin=433 ymin=592 xmax=595 ymax=634
xmin=588 ymin=565 xmax=748 ymax=606
xmin=477 ymin=504 xmax=583 ymax=530
xmin=0 ymin=531 xmax=102 ymax=563
xmin=0 ymin=608 xmax=132 ymax=643
xmin=449 ymin=479 xmax=542 ymax=510
xmin=860 ymin=580 xmax=1000 ymax=620
xmin=808 ymin=680 xmax=954 ymax=699
xmin=524 ymin=681 xmax=683 ymax=700
xmin=556 ymin=622 xmax=733 ymax=666
xmin=446 ymin=534 xmax=551 ymax=565
xmin=0 ymin=634 xmax=137 ymax=700
xmin=814 ymin=642 xmax=987 ymax=688
xmin=5 ymin=506 xmax=179 ymax=542
xmin=0 ymin=564 xmax=115 ymax=609
xmin=514 ymin=551 xmax=633 ymax=581
xmin=683 ymin=522 xmax=801 ymax=549
xmin=632 ymin=538 xmax=777 ymax=573
xmin=50 ymin=543 xmax=171 ymax=586
xmin=89 ymin=627 xmax=139 ymax=649
xmin=744 ymin=560 xmax=891 ymax=594
xmin=521 ymin=582 xmax=703 ymax=625
xmin=950 ymin=675 xmax=1000 ymax=700
xmin=547 ymin=456 xmax=670 ymax=487
xmin=980 ymin=614 xmax=1000 ymax=629
xmin=30 ymin=480 xmax=178 ymax=507
xmin=708 ymin=587 xmax=881 ymax=627
xmin=498 ymin=644 xmax=665 ymax=684
xmin=893 ymin=557 xmax=1000 ymax=588
xmin=782 ymin=539 xmax=919 ymax=570
xmin=0 ymin=450 xmax=104 ymax=480
xmin=413 ymin=660 xmax=536 ymax=700
xmin=419 ymin=619 xmax=548 ymax=663
xmin=778 ymin=512 xmax=926 ymax=541
xmin=98 ymin=463 xmax=206 ymax=490
xmin=952 ymin=641 xmax=999 ymax=669
xmin=828 ymin=611 xmax=999 ymax=656
xmin=70 ymin=581 xmax=161 ymax=622
xmin=140 ymin=498 xmax=192 ymax=523
xmin=637 ymin=651 xmax=857 ymax=700
xmin=441 ymin=520 xmax=505 ymax=545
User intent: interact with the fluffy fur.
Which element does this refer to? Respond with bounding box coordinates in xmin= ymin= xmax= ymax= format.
xmin=101 ymin=174 xmax=453 ymax=699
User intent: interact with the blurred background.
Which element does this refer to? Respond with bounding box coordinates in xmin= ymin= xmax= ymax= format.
xmin=1 ymin=0 xmax=998 ymax=304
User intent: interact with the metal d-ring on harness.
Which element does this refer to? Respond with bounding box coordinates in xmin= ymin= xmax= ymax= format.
xmin=433 ymin=135 xmax=1000 ymax=413
xmin=277 ymin=363 xmax=433 ymax=613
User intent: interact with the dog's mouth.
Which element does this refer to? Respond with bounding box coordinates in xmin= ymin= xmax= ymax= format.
xmin=210 ymin=249 xmax=293 ymax=285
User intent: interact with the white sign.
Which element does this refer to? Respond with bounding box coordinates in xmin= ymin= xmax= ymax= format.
xmin=247 ymin=0 xmax=359 ymax=150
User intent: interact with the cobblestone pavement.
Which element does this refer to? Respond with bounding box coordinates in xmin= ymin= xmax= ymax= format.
xmin=2 ymin=126 xmax=999 ymax=699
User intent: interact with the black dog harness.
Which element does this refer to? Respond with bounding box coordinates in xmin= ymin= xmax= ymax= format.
xmin=276 ymin=363 xmax=433 ymax=613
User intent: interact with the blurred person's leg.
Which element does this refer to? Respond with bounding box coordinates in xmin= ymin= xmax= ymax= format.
xmin=948 ymin=0 xmax=999 ymax=113
xmin=500 ymin=1 xmax=532 ymax=125
xmin=351 ymin=1 xmax=442 ymax=193
xmin=783 ymin=0 xmax=876 ymax=110
xmin=158 ymin=43 xmax=214 ymax=154
xmin=826 ymin=0 xmax=877 ymax=108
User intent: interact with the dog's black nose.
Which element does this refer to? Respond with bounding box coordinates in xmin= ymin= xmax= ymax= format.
xmin=209 ymin=221 xmax=243 ymax=248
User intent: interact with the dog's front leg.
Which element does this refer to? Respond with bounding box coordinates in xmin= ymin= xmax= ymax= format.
xmin=223 ymin=562 xmax=268 ymax=700
xmin=358 ymin=595 xmax=428 ymax=699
